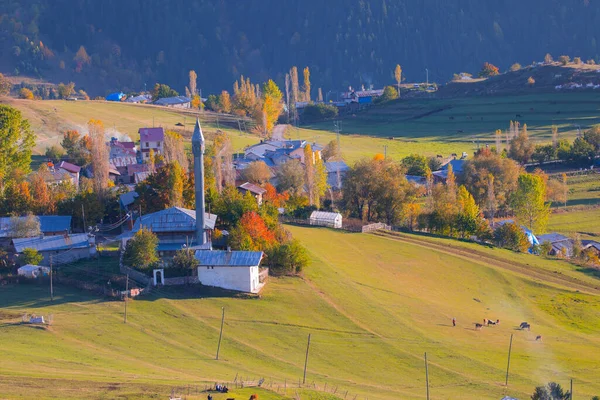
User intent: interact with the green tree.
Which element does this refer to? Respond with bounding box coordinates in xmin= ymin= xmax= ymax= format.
xmin=267 ymin=239 xmax=309 ymax=275
xmin=313 ymin=157 xmax=329 ymax=208
xmin=301 ymin=103 xmax=338 ymax=122
xmin=532 ymin=144 xmax=557 ymax=163
xmin=151 ymin=83 xmax=178 ymax=100
xmin=123 ymin=228 xmax=159 ymax=271
xmin=558 ymin=55 xmax=571 ymax=65
xmin=204 ymin=94 xmax=219 ymax=111
xmin=0 ymin=105 xmax=35 ymax=182
xmin=57 ymin=82 xmax=75 ymax=99
xmin=493 ymin=222 xmax=530 ymax=252
xmin=212 ymin=185 xmax=258 ymax=228
xmin=19 ymin=248 xmax=43 ymax=265
xmin=531 ymin=382 xmax=571 ymax=400
xmin=568 ymin=137 xmax=595 ymax=166
xmin=511 ymin=173 xmax=550 ymax=233
xmin=402 ymin=154 xmax=430 ymax=176
xmin=170 ymin=248 xmax=199 ymax=273
xmin=276 ymin=159 xmax=305 ymax=196
xmin=583 ymin=126 xmax=600 ymax=153
xmin=45 ymin=145 xmax=65 ymax=163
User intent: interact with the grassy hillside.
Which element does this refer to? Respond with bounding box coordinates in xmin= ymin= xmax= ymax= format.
xmin=306 ymin=92 xmax=600 ymax=158
xmin=0 ymin=98 xmax=258 ymax=154
xmin=2 ymin=227 xmax=600 ymax=399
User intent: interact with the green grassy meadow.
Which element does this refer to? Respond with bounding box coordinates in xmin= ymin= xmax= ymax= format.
xmin=304 ymin=92 xmax=600 ymax=161
xmin=2 ymin=226 xmax=600 ymax=399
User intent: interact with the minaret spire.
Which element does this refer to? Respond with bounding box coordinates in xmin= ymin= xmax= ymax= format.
xmin=192 ymin=118 xmax=206 ymax=246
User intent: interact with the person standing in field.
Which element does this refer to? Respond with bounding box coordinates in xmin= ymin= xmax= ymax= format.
xmin=452 ymin=317 xmax=456 ymax=327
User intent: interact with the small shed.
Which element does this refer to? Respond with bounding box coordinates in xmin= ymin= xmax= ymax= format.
xmin=309 ymin=211 xmax=343 ymax=229
xmin=18 ymin=264 xmax=50 ymax=278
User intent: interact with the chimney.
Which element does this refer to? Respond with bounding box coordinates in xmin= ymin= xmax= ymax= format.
xmin=192 ymin=118 xmax=206 ymax=246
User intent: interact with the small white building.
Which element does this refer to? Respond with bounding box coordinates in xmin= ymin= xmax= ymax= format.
xmin=17 ymin=264 xmax=50 ymax=278
xmin=309 ymin=211 xmax=343 ymax=229
xmin=195 ymin=250 xmax=266 ymax=294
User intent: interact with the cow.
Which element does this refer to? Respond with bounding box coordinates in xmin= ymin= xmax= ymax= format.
xmin=519 ymin=322 xmax=531 ymax=331
xmin=475 ymin=323 xmax=483 ymax=330
xmin=487 ymin=319 xmax=499 ymax=326
xmin=536 ymin=335 xmax=542 ymax=341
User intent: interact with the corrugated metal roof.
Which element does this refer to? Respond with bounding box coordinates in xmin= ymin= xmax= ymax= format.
xmin=132 ymin=207 xmax=217 ymax=232
xmin=13 ymin=233 xmax=90 ymax=253
xmin=325 ymin=161 xmax=349 ymax=173
xmin=134 ymin=171 xmax=151 ymax=183
xmin=139 ymin=127 xmax=165 ymax=142
xmin=238 ymin=182 xmax=267 ymax=194
xmin=57 ymin=161 xmax=81 ymax=173
xmin=0 ymin=216 xmax=71 ymax=238
xmin=195 ymin=250 xmax=263 ymax=267
xmin=537 ymin=233 xmax=570 ymax=244
xmin=154 ymin=96 xmax=191 ymax=106
xmin=119 ymin=191 xmax=139 ymax=207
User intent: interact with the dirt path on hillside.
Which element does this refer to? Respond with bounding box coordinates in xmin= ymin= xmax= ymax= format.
xmin=373 ymin=231 xmax=600 ymax=295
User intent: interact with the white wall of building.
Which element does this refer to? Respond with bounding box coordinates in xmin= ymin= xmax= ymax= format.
xmin=197 ymin=265 xmax=260 ymax=293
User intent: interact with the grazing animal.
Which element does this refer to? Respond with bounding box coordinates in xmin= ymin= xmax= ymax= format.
xmin=436 ymin=154 xmax=443 ymax=158
xmin=536 ymin=335 xmax=542 ymax=341
xmin=475 ymin=323 xmax=483 ymax=330
xmin=388 ymin=137 xmax=394 ymax=140
xmin=520 ymin=322 xmax=531 ymax=330
xmin=516 ymin=114 xmax=523 ymax=118
xmin=483 ymin=318 xmax=488 ymax=325
xmin=487 ymin=319 xmax=499 ymax=326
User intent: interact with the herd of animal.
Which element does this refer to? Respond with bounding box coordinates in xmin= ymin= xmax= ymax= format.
xmin=472 ymin=319 xmax=541 ymax=340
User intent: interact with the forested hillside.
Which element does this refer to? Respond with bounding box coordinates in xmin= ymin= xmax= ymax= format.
xmin=1 ymin=0 xmax=599 ymax=95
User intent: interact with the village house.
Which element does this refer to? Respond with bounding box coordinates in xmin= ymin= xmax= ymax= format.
xmin=138 ymin=127 xmax=165 ymax=161
xmin=125 ymin=94 xmax=152 ymax=104
xmin=40 ymin=163 xmax=78 ymax=187
xmin=537 ymin=233 xmax=574 ymax=257
xmin=56 ymin=161 xmax=81 ymax=188
xmin=154 ymin=96 xmax=191 ymax=108
xmin=120 ymin=207 xmax=218 ymax=257
xmin=12 ymin=233 xmax=96 ymax=266
xmin=324 ymin=160 xmax=350 ymax=190
xmin=124 ymin=163 xmax=149 ymax=184
xmin=341 ymin=86 xmax=384 ymax=106
xmin=195 ymin=250 xmax=267 ymax=294
xmin=237 ymin=182 xmax=267 ymax=205
xmin=0 ymin=215 xmax=72 ymax=248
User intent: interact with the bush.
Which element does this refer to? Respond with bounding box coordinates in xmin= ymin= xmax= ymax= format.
xmin=19 ymin=248 xmax=43 ymax=266
xmin=267 ymin=239 xmax=309 ymax=275
xmin=123 ymin=228 xmax=159 ymax=271
xmin=19 ymin=88 xmax=34 ymax=100
xmin=509 ymin=63 xmax=521 ymax=71
xmin=558 ymin=55 xmax=570 ymax=65
xmin=301 ymin=103 xmax=338 ymax=123
xmin=573 ymin=57 xmax=582 ymax=65
xmin=493 ymin=222 xmax=530 ymax=252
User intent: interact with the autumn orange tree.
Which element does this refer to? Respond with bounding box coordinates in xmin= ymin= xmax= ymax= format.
xmin=479 ymin=62 xmax=500 ymax=77
xmin=229 ymin=211 xmax=276 ymax=251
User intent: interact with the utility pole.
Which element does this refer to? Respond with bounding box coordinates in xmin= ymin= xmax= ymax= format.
xmin=424 ymin=352 xmax=430 ymax=400
xmin=124 ymin=273 xmax=129 ymax=323
xmin=49 ymin=255 xmax=54 ymax=302
xmin=216 ymin=307 xmax=225 ymax=360
xmin=334 ymin=120 xmax=341 ymax=150
xmin=570 ymin=378 xmax=573 ymax=399
xmin=384 ymin=145 xmax=388 ymax=159
xmin=81 ymin=204 xmax=86 ymax=232
xmin=303 ymin=333 xmax=311 ymax=384
xmin=505 ymin=334 xmax=514 ymax=386
xmin=426 ymin=68 xmax=429 ymax=86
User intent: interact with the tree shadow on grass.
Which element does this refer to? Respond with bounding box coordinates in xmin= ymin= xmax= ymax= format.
xmin=137 ymin=284 xmax=259 ymax=302
xmin=577 ymin=267 xmax=600 ymax=280
xmin=0 ymin=283 xmax=109 ymax=309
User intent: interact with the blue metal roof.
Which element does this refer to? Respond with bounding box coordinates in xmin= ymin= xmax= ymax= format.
xmin=154 ymin=96 xmax=191 ymax=106
xmin=195 ymin=250 xmax=263 ymax=267
xmin=13 ymin=234 xmax=91 ymax=253
xmin=132 ymin=207 xmax=217 ymax=232
xmin=0 ymin=216 xmax=71 ymax=238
